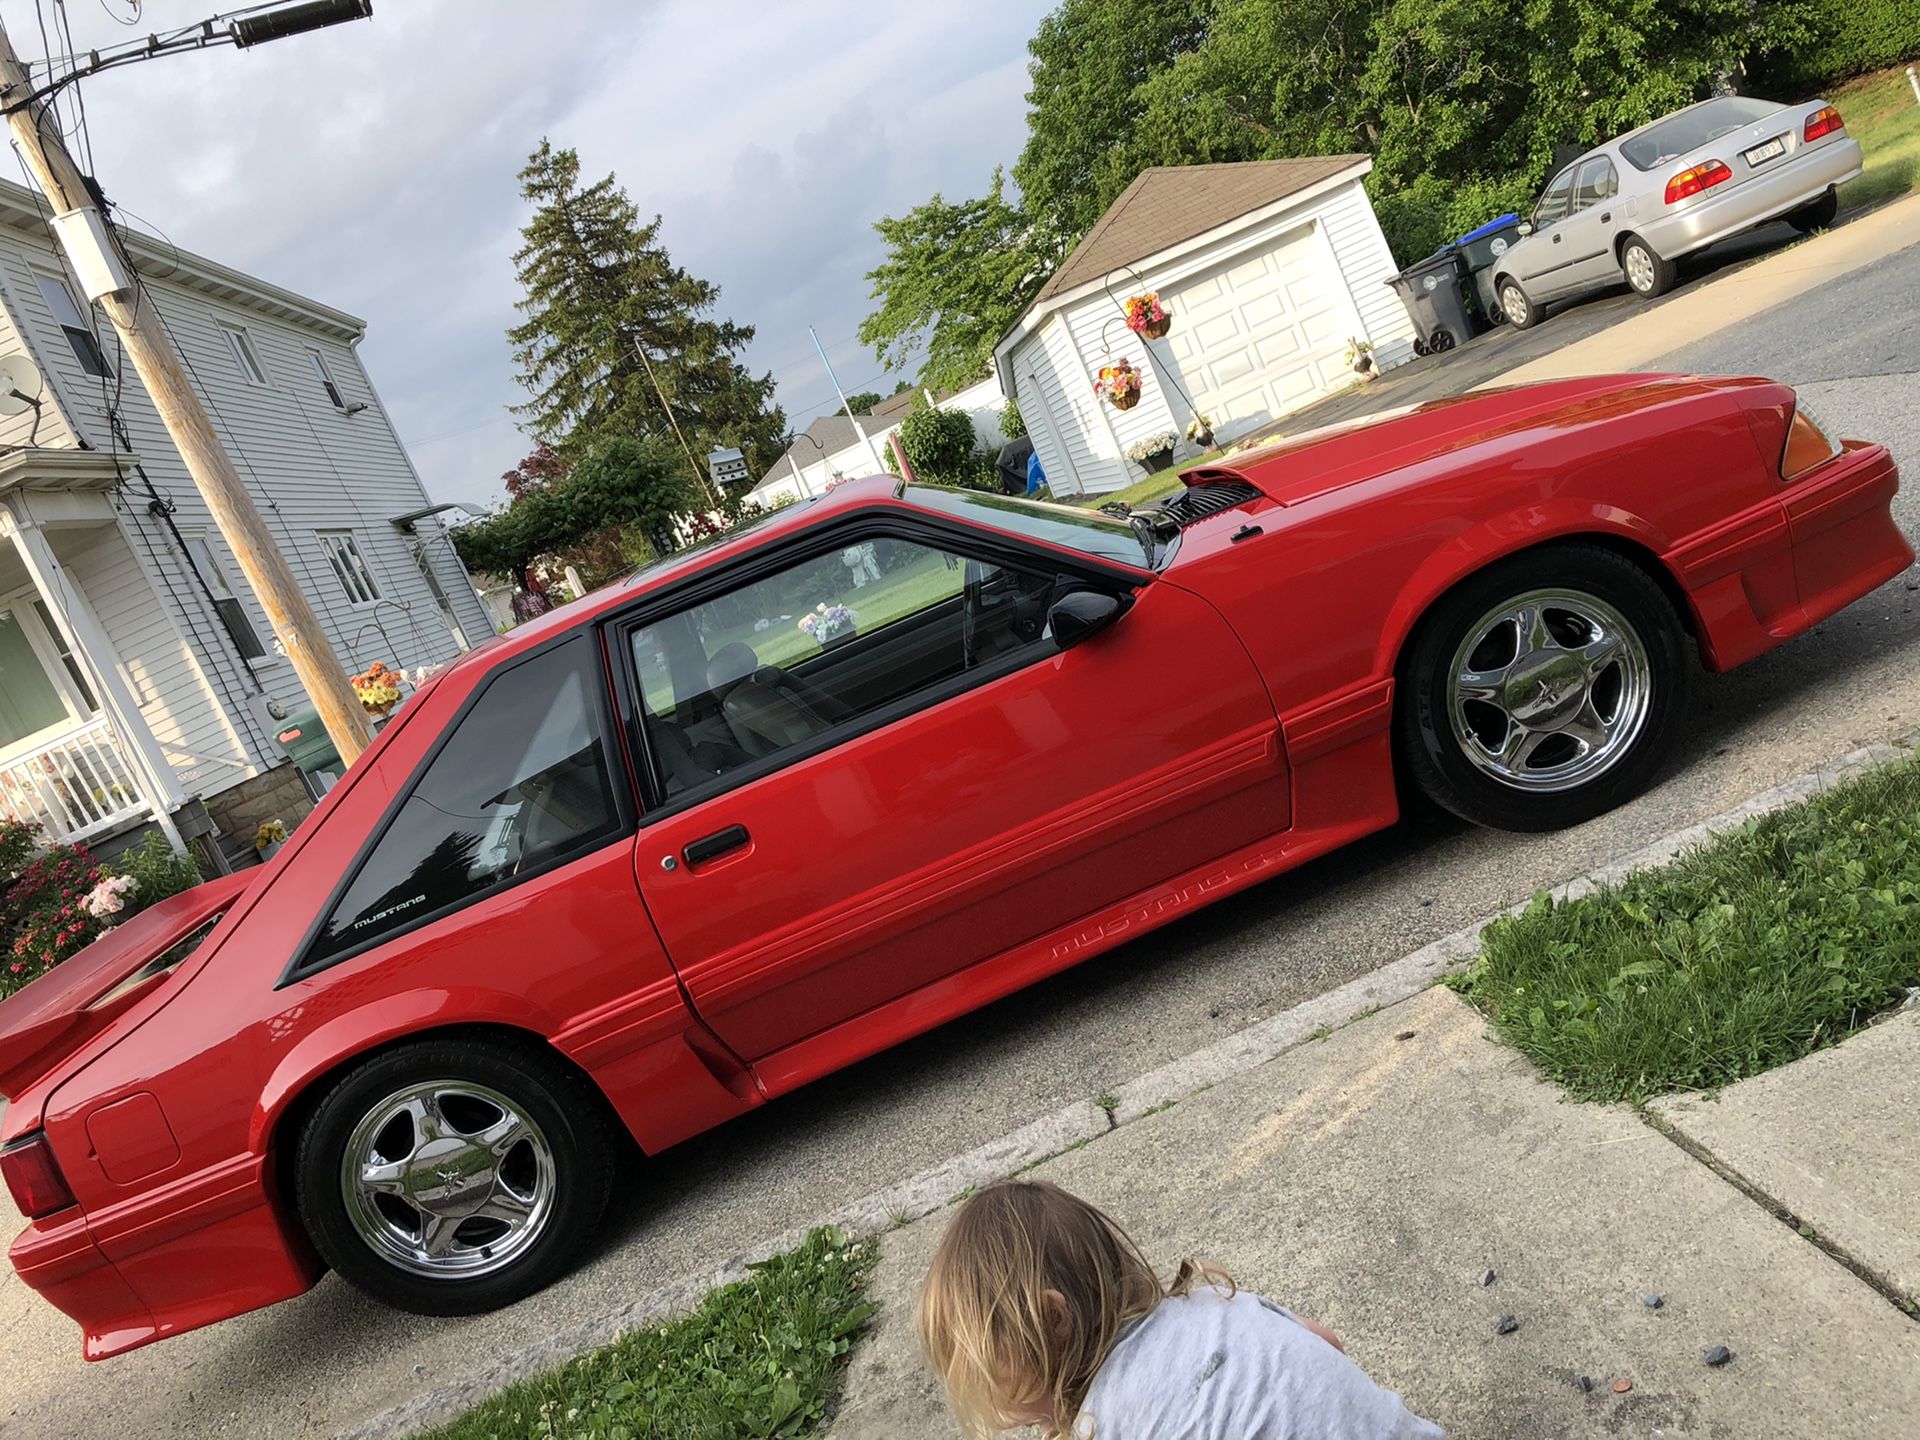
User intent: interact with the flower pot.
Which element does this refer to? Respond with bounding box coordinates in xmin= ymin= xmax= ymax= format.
xmin=1137 ymin=451 xmax=1176 ymax=474
xmin=1190 ymin=428 xmax=1215 ymax=449
xmin=1141 ymin=314 xmax=1171 ymax=340
xmin=1110 ymin=390 xmax=1141 ymax=412
xmin=816 ymin=629 xmax=859 ymax=651
xmin=1354 ymin=354 xmax=1374 ymax=376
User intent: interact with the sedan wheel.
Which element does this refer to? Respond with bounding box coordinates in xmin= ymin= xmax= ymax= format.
xmin=1498 ymin=280 xmax=1537 ymax=330
xmin=1622 ymin=236 xmax=1676 ymax=297
xmin=296 ymin=1037 xmax=614 ymax=1314
xmin=1398 ymin=546 xmax=1692 ymax=831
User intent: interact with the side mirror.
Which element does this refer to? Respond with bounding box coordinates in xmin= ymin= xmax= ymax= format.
xmin=1517 ymin=220 xmax=1535 ymax=237
xmin=1049 ymin=588 xmax=1129 ymax=649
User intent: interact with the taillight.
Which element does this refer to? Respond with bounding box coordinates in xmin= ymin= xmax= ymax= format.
xmin=1 ymin=1132 xmax=76 ymax=1219
xmin=1664 ymin=160 xmax=1733 ymax=205
xmin=1803 ymin=106 xmax=1843 ymax=142
xmin=1781 ymin=401 xmax=1842 ymax=480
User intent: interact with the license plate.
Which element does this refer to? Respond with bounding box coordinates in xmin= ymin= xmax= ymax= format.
xmin=1744 ymin=136 xmax=1786 ymax=166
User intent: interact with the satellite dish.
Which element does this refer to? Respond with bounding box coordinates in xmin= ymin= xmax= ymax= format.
xmin=0 ymin=355 xmax=44 ymax=418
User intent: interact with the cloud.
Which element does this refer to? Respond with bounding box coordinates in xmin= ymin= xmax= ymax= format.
xmin=47 ymin=0 xmax=1043 ymax=506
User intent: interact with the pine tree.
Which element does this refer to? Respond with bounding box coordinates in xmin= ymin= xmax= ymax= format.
xmin=508 ymin=141 xmax=786 ymax=474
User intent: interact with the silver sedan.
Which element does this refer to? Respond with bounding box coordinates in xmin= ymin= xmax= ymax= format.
xmin=1494 ymin=94 xmax=1864 ymax=327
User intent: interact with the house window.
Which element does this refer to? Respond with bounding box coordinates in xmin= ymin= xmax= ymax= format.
xmin=34 ymin=272 xmax=111 ymax=378
xmin=317 ymin=530 xmax=380 ymax=605
xmin=29 ymin=598 xmax=97 ymax=709
xmin=307 ymin=348 xmax=345 ymax=408
xmin=220 ymin=325 xmax=269 ymax=386
xmin=183 ymin=535 xmax=268 ymax=662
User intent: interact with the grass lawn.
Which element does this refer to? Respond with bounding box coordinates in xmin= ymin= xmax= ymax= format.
xmin=420 ymin=1227 xmax=876 ymax=1440
xmin=1451 ymin=753 xmax=1920 ymax=1105
xmin=1835 ymin=65 xmax=1920 ymax=211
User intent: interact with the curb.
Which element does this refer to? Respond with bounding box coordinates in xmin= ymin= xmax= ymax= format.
xmin=339 ymin=737 xmax=1914 ymax=1439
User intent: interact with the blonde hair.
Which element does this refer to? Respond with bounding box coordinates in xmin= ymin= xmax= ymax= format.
xmin=917 ymin=1180 xmax=1232 ymax=1438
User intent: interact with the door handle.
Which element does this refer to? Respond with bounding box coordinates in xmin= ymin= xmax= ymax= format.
xmin=682 ymin=824 xmax=749 ymax=866
xmin=1551 ymin=233 xmax=1562 ymax=243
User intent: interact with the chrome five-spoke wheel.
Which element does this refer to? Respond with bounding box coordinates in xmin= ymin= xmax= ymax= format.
xmin=342 ymin=1080 xmax=556 ymax=1279
xmin=1447 ymin=591 xmax=1651 ymax=792
xmin=296 ymin=1036 xmax=613 ymax=1314
xmin=1398 ymin=545 xmax=1691 ymax=832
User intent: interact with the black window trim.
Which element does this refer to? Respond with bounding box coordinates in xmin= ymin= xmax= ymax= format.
xmin=600 ymin=507 xmax=1148 ymax=824
xmin=277 ymin=632 xmax=637 ymax=987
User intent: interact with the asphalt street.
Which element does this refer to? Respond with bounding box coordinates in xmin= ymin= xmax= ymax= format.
xmin=4 ymin=238 xmax=1918 ymax=1440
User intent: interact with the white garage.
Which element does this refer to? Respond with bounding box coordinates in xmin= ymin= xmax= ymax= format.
xmin=994 ymin=155 xmax=1416 ymax=497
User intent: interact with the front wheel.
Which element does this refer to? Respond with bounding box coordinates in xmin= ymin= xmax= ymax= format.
xmin=1622 ymin=236 xmax=1676 ymax=297
xmin=294 ymin=1036 xmax=616 ymax=1315
xmin=1497 ymin=279 xmax=1538 ymax=329
xmin=1397 ymin=546 xmax=1693 ymax=831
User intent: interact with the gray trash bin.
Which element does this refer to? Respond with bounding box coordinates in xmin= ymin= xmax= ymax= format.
xmin=1385 ymin=248 xmax=1474 ymax=355
xmin=1456 ymin=214 xmax=1526 ymax=325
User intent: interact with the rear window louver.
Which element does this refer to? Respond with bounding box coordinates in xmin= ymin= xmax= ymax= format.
xmin=1150 ymin=479 xmax=1263 ymax=529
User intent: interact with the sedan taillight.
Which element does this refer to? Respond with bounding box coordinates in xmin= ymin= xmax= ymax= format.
xmin=1 ymin=1132 xmax=76 ymax=1219
xmin=1664 ymin=160 xmax=1733 ymax=205
xmin=1803 ymin=105 xmax=1843 ymax=142
xmin=1781 ymin=402 xmax=1842 ymax=480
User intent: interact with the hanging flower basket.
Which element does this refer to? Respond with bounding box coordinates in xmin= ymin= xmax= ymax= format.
xmin=1124 ymin=291 xmax=1171 ymax=339
xmin=349 ymin=661 xmax=403 ymax=718
xmin=1094 ymin=359 xmax=1142 ymax=411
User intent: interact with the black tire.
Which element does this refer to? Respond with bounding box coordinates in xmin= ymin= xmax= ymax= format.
xmin=1396 ymin=545 xmax=1694 ymax=832
xmin=1429 ymin=328 xmax=1456 ymax=353
xmin=1413 ymin=337 xmax=1431 ymax=357
xmin=1621 ymin=235 xmax=1677 ymax=298
xmin=1787 ymin=188 xmax=1839 ymax=234
xmin=1486 ymin=304 xmax=1507 ymax=326
xmin=294 ymin=1035 xmax=616 ymax=1316
xmin=1497 ymin=278 xmax=1539 ymax=329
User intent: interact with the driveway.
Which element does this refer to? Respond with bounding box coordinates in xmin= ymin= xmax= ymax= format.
xmin=5 ymin=229 xmax=1920 ymax=1440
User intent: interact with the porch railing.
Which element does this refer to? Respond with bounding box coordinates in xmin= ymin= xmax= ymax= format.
xmin=0 ymin=717 xmax=152 ymax=846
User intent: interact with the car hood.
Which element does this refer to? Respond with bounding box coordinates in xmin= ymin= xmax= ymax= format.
xmin=0 ymin=871 xmax=252 ymax=1103
xmin=1194 ymin=375 xmax=1675 ymax=511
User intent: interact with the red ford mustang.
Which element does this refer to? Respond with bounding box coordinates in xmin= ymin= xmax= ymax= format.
xmin=2 ymin=374 xmax=1908 ymax=1358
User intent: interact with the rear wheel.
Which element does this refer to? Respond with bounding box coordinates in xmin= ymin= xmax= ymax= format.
xmin=1397 ymin=546 xmax=1693 ymax=831
xmin=1428 ymin=328 xmax=1456 ymax=353
xmin=294 ymin=1036 xmax=615 ymax=1315
xmin=1787 ymin=188 xmax=1839 ymax=233
xmin=1621 ymin=236 xmax=1676 ymax=298
xmin=1497 ymin=278 xmax=1538 ymax=329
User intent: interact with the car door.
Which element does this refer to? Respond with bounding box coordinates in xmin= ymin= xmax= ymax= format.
xmin=612 ymin=514 xmax=1289 ymax=1068
xmin=1557 ymin=154 xmax=1624 ymax=293
xmin=1515 ymin=167 xmax=1579 ymax=296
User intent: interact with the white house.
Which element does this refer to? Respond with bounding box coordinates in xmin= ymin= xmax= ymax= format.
xmin=750 ymin=374 xmax=1009 ymax=504
xmin=0 ymin=177 xmax=492 ymax=868
xmin=994 ymin=155 xmax=1417 ymax=497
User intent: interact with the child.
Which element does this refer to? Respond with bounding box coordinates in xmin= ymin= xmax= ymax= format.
xmin=918 ymin=1179 xmax=1444 ymax=1439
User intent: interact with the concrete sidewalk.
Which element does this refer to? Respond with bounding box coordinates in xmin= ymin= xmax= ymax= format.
xmin=831 ymin=989 xmax=1920 ymax=1438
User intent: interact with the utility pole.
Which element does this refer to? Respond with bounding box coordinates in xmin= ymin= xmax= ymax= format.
xmin=0 ymin=19 xmax=376 ymax=762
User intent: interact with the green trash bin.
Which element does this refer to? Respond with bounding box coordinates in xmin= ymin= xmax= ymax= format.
xmin=272 ymin=706 xmax=344 ymax=799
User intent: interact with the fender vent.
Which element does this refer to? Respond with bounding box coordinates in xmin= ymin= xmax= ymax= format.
xmin=1151 ymin=480 xmax=1263 ymax=529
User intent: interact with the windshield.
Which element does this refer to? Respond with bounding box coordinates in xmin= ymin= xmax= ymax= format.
xmin=1620 ymin=97 xmax=1783 ymax=170
xmin=904 ymin=485 xmax=1156 ymax=567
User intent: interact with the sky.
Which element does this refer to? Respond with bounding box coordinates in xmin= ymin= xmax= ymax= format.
xmin=26 ymin=0 xmax=1046 ymax=505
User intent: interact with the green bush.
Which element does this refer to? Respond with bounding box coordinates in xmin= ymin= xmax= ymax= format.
xmin=1000 ymin=395 xmax=1026 ymax=439
xmin=897 ymin=405 xmax=998 ymax=490
xmin=3 ymin=820 xmax=104 ymax=995
xmin=108 ymin=832 xmax=203 ymax=916
xmin=1748 ymin=4 xmax=1920 ymax=96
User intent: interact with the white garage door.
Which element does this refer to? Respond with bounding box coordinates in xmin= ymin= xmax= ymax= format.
xmin=1162 ymin=224 xmax=1354 ymax=436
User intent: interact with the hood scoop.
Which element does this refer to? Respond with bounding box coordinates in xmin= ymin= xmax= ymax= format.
xmin=1149 ymin=479 xmax=1263 ymax=528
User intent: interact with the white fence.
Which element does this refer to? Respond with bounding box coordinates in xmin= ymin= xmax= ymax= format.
xmin=0 ymin=717 xmax=150 ymax=845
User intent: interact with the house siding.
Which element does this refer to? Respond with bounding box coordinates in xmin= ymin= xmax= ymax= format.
xmin=1314 ymin=181 xmax=1418 ymax=369
xmin=0 ymin=212 xmax=492 ymax=806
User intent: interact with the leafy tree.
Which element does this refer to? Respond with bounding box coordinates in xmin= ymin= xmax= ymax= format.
xmin=1015 ymin=0 xmax=1216 ymax=247
xmin=454 ymin=437 xmax=699 ymax=588
xmin=859 ymin=170 xmax=1056 ymax=394
xmin=842 ymin=390 xmax=885 ymax=414
xmin=1000 ymin=396 xmax=1026 ymax=439
xmin=509 ymin=141 xmax=786 ymax=474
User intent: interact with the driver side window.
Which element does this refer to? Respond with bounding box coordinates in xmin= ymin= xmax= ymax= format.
xmin=1533 ymin=169 xmax=1576 ymax=228
xmin=628 ymin=535 xmax=1059 ymax=801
